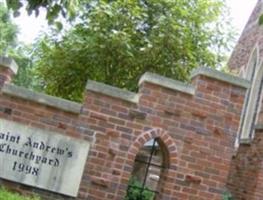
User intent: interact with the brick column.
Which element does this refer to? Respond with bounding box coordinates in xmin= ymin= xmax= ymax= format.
xmin=0 ymin=56 xmax=18 ymax=87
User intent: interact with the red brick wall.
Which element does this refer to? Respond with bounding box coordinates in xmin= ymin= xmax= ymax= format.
xmin=0 ymin=64 xmax=247 ymax=200
xmin=226 ymin=2 xmax=263 ymax=199
xmin=227 ymin=129 xmax=263 ymax=200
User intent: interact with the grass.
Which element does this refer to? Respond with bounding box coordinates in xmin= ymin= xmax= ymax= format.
xmin=0 ymin=187 xmax=40 ymax=200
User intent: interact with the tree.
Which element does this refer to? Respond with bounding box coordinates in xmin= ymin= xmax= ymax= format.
xmin=0 ymin=2 xmax=34 ymax=89
xmin=10 ymin=45 xmax=37 ymax=89
xmin=32 ymin=0 xmax=234 ymax=102
xmin=6 ymin=0 xmax=81 ymax=28
xmin=0 ymin=2 xmax=17 ymax=55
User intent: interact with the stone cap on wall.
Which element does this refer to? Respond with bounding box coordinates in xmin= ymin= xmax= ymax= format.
xmin=2 ymin=84 xmax=82 ymax=114
xmin=191 ymin=67 xmax=251 ymax=89
xmin=0 ymin=56 xmax=18 ymax=74
xmin=139 ymin=72 xmax=195 ymax=95
xmin=86 ymin=80 xmax=139 ymax=104
xmin=255 ymin=124 xmax=263 ymax=130
xmin=85 ymin=68 xmax=250 ymax=104
xmin=0 ymin=64 xmax=250 ymax=113
xmin=239 ymin=138 xmax=252 ymax=145
xmin=238 ymin=124 xmax=263 ymax=145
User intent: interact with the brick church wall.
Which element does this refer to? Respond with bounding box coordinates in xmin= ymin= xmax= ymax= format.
xmin=228 ymin=0 xmax=263 ymax=73
xmin=227 ymin=128 xmax=263 ymax=200
xmin=227 ymin=96 xmax=263 ymax=200
xmin=0 ymin=57 xmax=250 ymax=200
xmin=226 ymin=1 xmax=263 ymax=199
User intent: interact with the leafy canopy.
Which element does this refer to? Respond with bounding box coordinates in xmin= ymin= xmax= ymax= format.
xmin=31 ymin=0 xmax=233 ymax=101
xmin=6 ymin=0 xmax=80 ymax=27
xmin=0 ymin=2 xmax=17 ymax=55
xmin=0 ymin=3 xmax=34 ymax=89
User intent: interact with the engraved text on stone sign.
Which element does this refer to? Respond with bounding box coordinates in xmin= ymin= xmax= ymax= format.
xmin=0 ymin=119 xmax=90 ymax=197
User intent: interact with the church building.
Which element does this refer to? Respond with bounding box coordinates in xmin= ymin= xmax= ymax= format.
xmin=226 ymin=0 xmax=263 ymax=199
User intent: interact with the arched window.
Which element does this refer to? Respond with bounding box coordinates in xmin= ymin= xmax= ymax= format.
xmin=239 ymin=45 xmax=262 ymax=140
xmin=245 ymin=47 xmax=259 ymax=81
xmin=125 ymin=138 xmax=166 ymax=200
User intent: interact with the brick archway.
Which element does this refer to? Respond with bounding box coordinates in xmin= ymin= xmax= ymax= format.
xmin=127 ymin=128 xmax=177 ymax=165
xmin=119 ymin=128 xmax=177 ymax=200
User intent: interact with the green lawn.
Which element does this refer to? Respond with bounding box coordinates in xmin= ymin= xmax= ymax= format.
xmin=0 ymin=187 xmax=40 ymax=200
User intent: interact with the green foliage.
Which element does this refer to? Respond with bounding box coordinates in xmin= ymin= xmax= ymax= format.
xmin=0 ymin=2 xmax=17 ymax=54
xmin=32 ymin=0 xmax=234 ymax=101
xmin=259 ymin=14 xmax=263 ymax=25
xmin=222 ymin=191 xmax=234 ymax=200
xmin=125 ymin=178 xmax=155 ymax=200
xmin=6 ymin=0 xmax=81 ymax=27
xmin=0 ymin=187 xmax=40 ymax=200
xmin=10 ymin=45 xmax=37 ymax=89
xmin=0 ymin=3 xmax=34 ymax=89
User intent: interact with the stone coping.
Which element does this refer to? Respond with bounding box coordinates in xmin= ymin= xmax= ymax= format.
xmin=0 ymin=56 xmax=18 ymax=74
xmin=239 ymin=138 xmax=252 ymax=145
xmin=191 ymin=67 xmax=251 ymax=89
xmin=0 ymin=67 xmax=250 ymax=109
xmin=86 ymin=80 xmax=139 ymax=104
xmin=255 ymin=124 xmax=263 ymax=130
xmin=139 ymin=72 xmax=195 ymax=95
xmin=2 ymin=84 xmax=82 ymax=114
xmin=236 ymin=124 xmax=263 ymax=145
xmin=86 ymin=68 xmax=249 ymax=102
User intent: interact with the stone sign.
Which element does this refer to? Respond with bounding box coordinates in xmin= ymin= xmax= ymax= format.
xmin=0 ymin=118 xmax=90 ymax=197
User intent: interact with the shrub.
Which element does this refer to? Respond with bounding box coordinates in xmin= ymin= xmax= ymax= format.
xmin=222 ymin=191 xmax=233 ymax=200
xmin=125 ymin=177 xmax=155 ymax=200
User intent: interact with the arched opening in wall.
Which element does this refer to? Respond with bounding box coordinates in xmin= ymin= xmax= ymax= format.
xmin=125 ymin=138 xmax=168 ymax=200
xmin=245 ymin=46 xmax=259 ymax=81
xmin=249 ymin=63 xmax=263 ymax=138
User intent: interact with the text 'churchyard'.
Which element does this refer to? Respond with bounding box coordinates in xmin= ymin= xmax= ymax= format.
xmin=0 ymin=119 xmax=90 ymax=197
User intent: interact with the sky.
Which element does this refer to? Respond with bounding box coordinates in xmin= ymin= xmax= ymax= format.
xmin=11 ymin=0 xmax=258 ymax=45
xmin=228 ymin=0 xmax=258 ymax=33
xmin=12 ymin=7 xmax=48 ymax=44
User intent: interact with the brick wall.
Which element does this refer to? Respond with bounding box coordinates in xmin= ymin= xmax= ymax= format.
xmin=226 ymin=2 xmax=263 ymax=199
xmin=0 ymin=58 xmax=249 ymax=200
xmin=227 ymin=94 xmax=263 ymax=199
xmin=227 ymin=128 xmax=263 ymax=200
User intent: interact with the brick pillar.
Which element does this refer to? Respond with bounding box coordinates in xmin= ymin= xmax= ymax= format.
xmin=0 ymin=56 xmax=18 ymax=87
